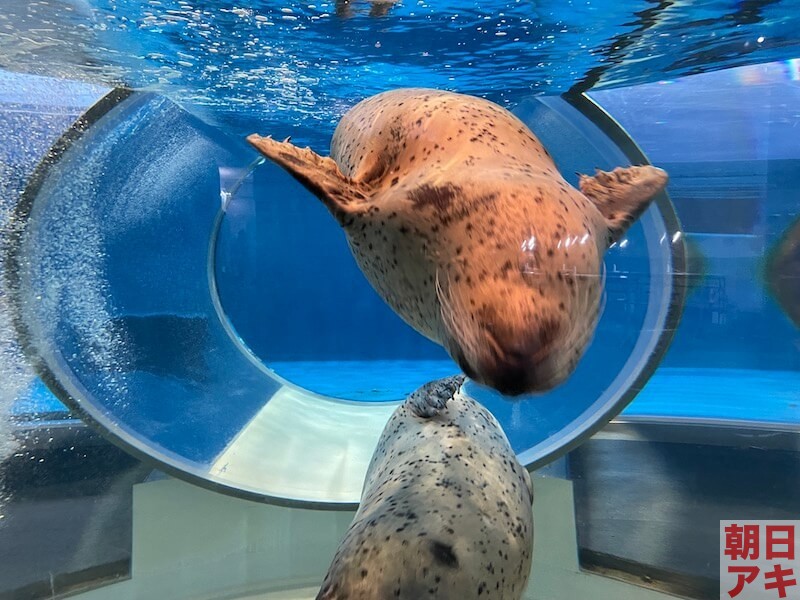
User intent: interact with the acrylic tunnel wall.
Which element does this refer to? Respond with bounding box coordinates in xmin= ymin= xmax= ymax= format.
xmin=589 ymin=64 xmax=800 ymax=429
xmin=4 ymin=87 xmax=684 ymax=506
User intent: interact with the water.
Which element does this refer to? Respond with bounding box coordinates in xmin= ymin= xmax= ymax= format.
xmin=1 ymin=0 xmax=799 ymax=144
xmin=590 ymin=62 xmax=800 ymax=429
xmin=6 ymin=58 xmax=795 ymax=488
xmin=0 ymin=3 xmax=799 ymax=598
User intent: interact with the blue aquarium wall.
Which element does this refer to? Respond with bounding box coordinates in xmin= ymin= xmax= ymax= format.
xmin=215 ymin=160 xmax=449 ymax=362
xmin=594 ymin=62 xmax=800 ymax=373
xmin=586 ymin=62 xmax=800 ymax=425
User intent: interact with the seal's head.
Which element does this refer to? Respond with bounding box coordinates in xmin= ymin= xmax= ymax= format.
xmin=439 ymin=253 xmax=601 ymax=396
xmin=438 ymin=165 xmax=668 ymax=396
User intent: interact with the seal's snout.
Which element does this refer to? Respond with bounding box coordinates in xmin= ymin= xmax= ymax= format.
xmin=453 ymin=318 xmax=567 ymax=396
xmin=478 ymin=355 xmax=562 ymax=396
xmin=489 ymin=331 xmax=562 ymax=396
xmin=483 ymin=357 xmax=543 ymax=397
xmin=492 ymin=326 xmax=545 ymax=364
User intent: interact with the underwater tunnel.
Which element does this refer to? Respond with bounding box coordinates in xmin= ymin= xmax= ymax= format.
xmin=5 ymin=87 xmax=684 ymax=506
xmin=1 ymin=5 xmax=799 ymax=598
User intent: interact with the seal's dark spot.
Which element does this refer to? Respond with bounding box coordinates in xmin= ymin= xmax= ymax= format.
xmin=409 ymin=184 xmax=461 ymax=212
xmin=430 ymin=541 xmax=459 ymax=568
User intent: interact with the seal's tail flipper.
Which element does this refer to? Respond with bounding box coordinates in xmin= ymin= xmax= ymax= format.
xmin=579 ymin=165 xmax=668 ymax=245
xmin=247 ymin=134 xmax=371 ymax=224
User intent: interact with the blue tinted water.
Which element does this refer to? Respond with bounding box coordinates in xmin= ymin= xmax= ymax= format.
xmin=592 ymin=63 xmax=800 ymax=378
xmin=2 ymin=1 xmax=799 ymax=455
xmin=15 ymin=364 xmax=800 ymax=429
xmin=2 ymin=0 xmax=800 ymax=145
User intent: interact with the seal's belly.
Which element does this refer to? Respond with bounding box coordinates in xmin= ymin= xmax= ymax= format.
xmin=345 ymin=224 xmax=443 ymax=342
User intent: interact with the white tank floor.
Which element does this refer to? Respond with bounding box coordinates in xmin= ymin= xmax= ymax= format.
xmin=235 ymin=587 xmax=317 ymax=599
xmin=71 ymin=475 xmax=677 ymax=600
xmin=209 ymin=385 xmax=397 ymax=504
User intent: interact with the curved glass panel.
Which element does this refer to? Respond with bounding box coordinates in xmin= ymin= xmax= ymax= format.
xmin=591 ymin=62 xmax=800 ymax=429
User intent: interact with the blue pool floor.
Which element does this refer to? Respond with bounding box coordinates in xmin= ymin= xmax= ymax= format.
xmin=12 ymin=364 xmax=800 ymax=426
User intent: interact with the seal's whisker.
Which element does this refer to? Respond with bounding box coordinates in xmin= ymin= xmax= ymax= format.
xmin=436 ymin=268 xmax=478 ymax=360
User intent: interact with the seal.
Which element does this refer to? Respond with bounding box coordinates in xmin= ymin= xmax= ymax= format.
xmin=336 ymin=0 xmax=397 ymax=18
xmin=317 ymin=375 xmax=534 ymax=600
xmin=248 ymin=89 xmax=668 ymax=395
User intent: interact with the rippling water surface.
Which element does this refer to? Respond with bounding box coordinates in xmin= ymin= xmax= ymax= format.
xmin=1 ymin=0 xmax=798 ymax=143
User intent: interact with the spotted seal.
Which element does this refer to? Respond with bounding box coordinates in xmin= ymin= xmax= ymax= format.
xmin=248 ymin=88 xmax=668 ymax=395
xmin=335 ymin=0 xmax=396 ymax=18
xmin=317 ymin=375 xmax=533 ymax=600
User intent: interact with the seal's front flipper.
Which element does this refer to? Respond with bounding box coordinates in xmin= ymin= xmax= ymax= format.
xmin=247 ymin=134 xmax=370 ymax=224
xmin=579 ymin=165 xmax=668 ymax=245
xmin=407 ymin=374 xmax=466 ymax=418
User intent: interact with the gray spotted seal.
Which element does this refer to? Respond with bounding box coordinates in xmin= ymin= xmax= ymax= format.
xmin=317 ymin=375 xmax=534 ymax=600
xmin=248 ymin=88 xmax=668 ymax=395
